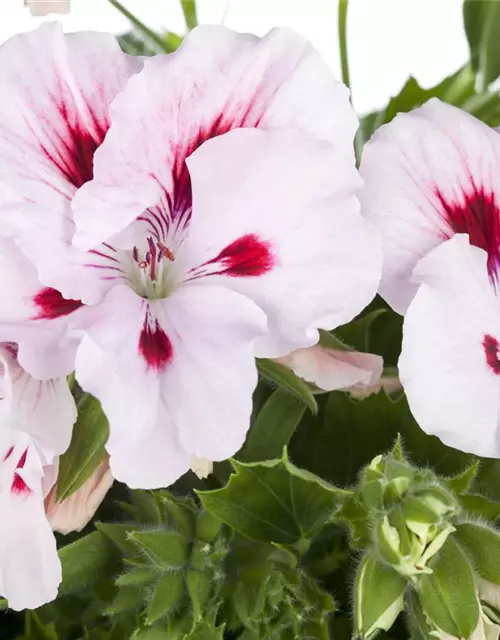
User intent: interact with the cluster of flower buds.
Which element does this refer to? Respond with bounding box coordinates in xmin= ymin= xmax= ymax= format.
xmin=353 ymin=444 xmax=500 ymax=640
xmin=367 ymin=454 xmax=459 ymax=577
xmin=96 ymin=488 xmax=336 ymax=639
xmin=99 ymin=491 xmax=228 ymax=638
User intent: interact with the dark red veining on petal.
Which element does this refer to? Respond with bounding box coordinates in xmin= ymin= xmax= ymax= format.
xmin=3 ymin=445 xmax=14 ymax=462
xmin=11 ymin=448 xmax=31 ymax=496
xmin=169 ymin=95 xmax=275 ymax=229
xmin=38 ymin=92 xmax=107 ymax=188
xmin=203 ymin=234 xmax=275 ymax=277
xmin=437 ymin=186 xmax=500 ymax=282
xmin=483 ymin=334 xmax=500 ymax=374
xmin=33 ymin=287 xmax=83 ymax=320
xmin=139 ymin=316 xmax=173 ymax=372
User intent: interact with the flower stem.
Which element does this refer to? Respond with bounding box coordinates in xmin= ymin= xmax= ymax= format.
xmin=338 ymin=0 xmax=363 ymax=162
xmin=107 ymin=0 xmax=181 ymax=52
xmin=338 ymin=0 xmax=352 ymax=95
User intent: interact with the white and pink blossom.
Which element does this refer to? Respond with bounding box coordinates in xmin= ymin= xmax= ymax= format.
xmin=0 ymin=344 xmax=76 ymax=610
xmin=0 ymin=23 xmax=142 ymax=379
xmin=0 ymin=25 xmax=381 ymax=489
xmin=360 ymin=99 xmax=500 ymax=456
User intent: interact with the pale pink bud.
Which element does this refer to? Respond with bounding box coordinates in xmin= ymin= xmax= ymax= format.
xmin=25 ymin=0 xmax=70 ymax=16
xmin=45 ymin=458 xmax=113 ymax=535
xmin=276 ymin=345 xmax=384 ymax=393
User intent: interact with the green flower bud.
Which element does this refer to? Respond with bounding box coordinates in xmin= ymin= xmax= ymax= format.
xmin=416 ymin=485 xmax=458 ymax=519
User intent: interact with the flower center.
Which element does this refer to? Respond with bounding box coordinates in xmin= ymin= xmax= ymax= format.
xmin=127 ymin=237 xmax=178 ymax=300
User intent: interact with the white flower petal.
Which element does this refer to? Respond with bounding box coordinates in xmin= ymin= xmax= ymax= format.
xmin=184 ymin=128 xmax=380 ymax=356
xmin=399 ymin=234 xmax=500 ymax=457
xmin=0 ymin=432 xmax=60 ymax=610
xmin=72 ymin=25 xmax=357 ymax=248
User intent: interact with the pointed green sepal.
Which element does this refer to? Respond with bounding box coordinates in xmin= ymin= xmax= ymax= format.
xmin=146 ymin=572 xmax=185 ymax=624
xmin=354 ymin=551 xmax=406 ymax=639
xmin=129 ymin=530 xmax=189 ymax=569
xmin=418 ymin=537 xmax=479 ymax=638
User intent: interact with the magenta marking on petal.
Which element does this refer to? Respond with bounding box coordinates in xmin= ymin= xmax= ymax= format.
xmin=33 ymin=287 xmax=83 ymax=320
xmin=3 ymin=446 xmax=14 ymax=462
xmin=437 ymin=186 xmax=500 ymax=282
xmin=38 ymin=92 xmax=107 ymax=188
xmin=11 ymin=448 xmax=31 ymax=496
xmin=483 ymin=334 xmax=500 ymax=375
xmin=139 ymin=317 xmax=173 ymax=372
xmin=203 ymin=234 xmax=275 ymax=277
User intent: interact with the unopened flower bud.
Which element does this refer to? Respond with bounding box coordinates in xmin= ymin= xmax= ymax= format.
xmin=45 ymin=457 xmax=113 ymax=534
xmin=276 ymin=344 xmax=383 ymax=393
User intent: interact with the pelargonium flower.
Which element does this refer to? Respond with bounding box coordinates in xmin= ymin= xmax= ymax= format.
xmin=0 ymin=343 xmax=76 ymax=610
xmin=0 ymin=23 xmax=141 ymax=378
xmin=0 ymin=25 xmax=381 ymax=488
xmin=360 ymin=99 xmax=500 ymax=456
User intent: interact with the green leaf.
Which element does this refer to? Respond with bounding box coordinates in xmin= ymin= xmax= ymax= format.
xmin=24 ymin=612 xmax=59 ymax=640
xmin=334 ymin=309 xmax=387 ymax=352
xmin=130 ymin=490 xmax=162 ymax=525
xmin=383 ymin=73 xmax=471 ymax=124
xmin=455 ymin=522 xmax=500 ymax=583
xmin=291 ymin=391 xmax=473 ymax=489
xmin=460 ymin=493 xmax=500 ymax=520
xmin=359 ymin=65 xmax=475 ymax=142
xmin=464 ymin=0 xmax=500 ymax=85
xmin=129 ymin=530 xmax=188 ymax=569
xmin=59 ymin=531 xmax=121 ymax=595
xmin=354 ymin=552 xmax=406 ymax=639
xmin=187 ymin=623 xmax=224 ymax=640
xmin=256 ymin=358 xmax=318 ymax=414
xmin=195 ymin=510 xmax=222 ymax=543
xmin=56 ymin=394 xmax=109 ymax=501
xmin=180 ymin=0 xmax=198 ymax=30
xmin=239 ymin=388 xmax=306 ymax=462
xmin=446 ymin=461 xmax=480 ymax=495
xmin=146 ymin=572 xmax=185 ymax=624
xmin=198 ymin=450 xmax=347 ymax=545
xmin=334 ymin=493 xmax=371 ymax=547
xmin=418 ymin=537 xmax=479 ymax=638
